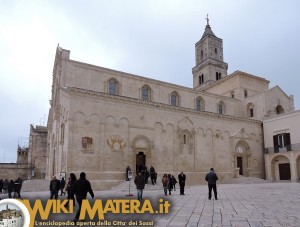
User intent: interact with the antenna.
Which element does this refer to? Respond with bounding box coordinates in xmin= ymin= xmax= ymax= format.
xmin=43 ymin=114 xmax=46 ymax=126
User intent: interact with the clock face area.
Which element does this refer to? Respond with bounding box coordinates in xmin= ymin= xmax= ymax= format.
xmin=236 ymin=146 xmax=244 ymax=153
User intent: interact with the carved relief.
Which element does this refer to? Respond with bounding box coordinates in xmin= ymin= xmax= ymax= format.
xmin=107 ymin=135 xmax=126 ymax=152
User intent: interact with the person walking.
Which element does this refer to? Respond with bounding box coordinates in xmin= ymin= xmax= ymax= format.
xmin=65 ymin=173 xmax=77 ymax=208
xmin=144 ymin=169 xmax=149 ymax=184
xmin=49 ymin=176 xmax=60 ymax=199
xmin=150 ymin=167 xmax=156 ymax=185
xmin=73 ymin=172 xmax=94 ymax=223
xmin=168 ymin=174 xmax=173 ymax=195
xmin=161 ymin=174 xmax=169 ymax=196
xmin=3 ymin=179 xmax=9 ymax=194
xmin=205 ymin=168 xmax=218 ymax=200
xmin=134 ymin=172 xmax=145 ymax=201
xmin=14 ymin=177 xmax=23 ymax=198
xmin=8 ymin=180 xmax=14 ymax=198
xmin=60 ymin=177 xmax=66 ymax=196
xmin=171 ymin=175 xmax=177 ymax=191
xmin=0 ymin=179 xmax=3 ymax=194
xmin=178 ymin=172 xmax=186 ymax=195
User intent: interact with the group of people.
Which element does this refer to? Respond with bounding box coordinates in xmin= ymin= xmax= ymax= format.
xmin=133 ymin=167 xmax=219 ymax=201
xmin=0 ymin=177 xmax=23 ymax=198
xmin=49 ymin=172 xmax=94 ymax=224
xmin=133 ymin=168 xmax=186 ymax=201
xmin=161 ymin=173 xmax=177 ymax=195
xmin=126 ymin=165 xmax=158 ymax=185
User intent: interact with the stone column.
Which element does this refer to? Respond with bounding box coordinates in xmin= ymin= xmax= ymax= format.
xmin=290 ymin=152 xmax=297 ymax=182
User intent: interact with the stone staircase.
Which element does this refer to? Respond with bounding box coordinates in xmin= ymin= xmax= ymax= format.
xmin=22 ymin=179 xmax=50 ymax=192
xmin=227 ymin=175 xmax=269 ymax=184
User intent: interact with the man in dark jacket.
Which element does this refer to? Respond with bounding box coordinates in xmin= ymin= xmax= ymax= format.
xmin=134 ymin=172 xmax=145 ymax=201
xmin=73 ymin=172 xmax=94 ymax=223
xmin=60 ymin=177 xmax=66 ymax=196
xmin=205 ymin=168 xmax=218 ymax=200
xmin=14 ymin=177 xmax=23 ymax=198
xmin=178 ymin=172 xmax=186 ymax=195
xmin=50 ymin=176 xmax=60 ymax=199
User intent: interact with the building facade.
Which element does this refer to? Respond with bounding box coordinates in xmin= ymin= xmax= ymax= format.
xmin=46 ymin=21 xmax=295 ymax=187
xmin=263 ymin=110 xmax=300 ymax=181
xmin=0 ymin=125 xmax=47 ymax=180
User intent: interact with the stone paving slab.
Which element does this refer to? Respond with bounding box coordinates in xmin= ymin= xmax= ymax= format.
xmin=1 ymin=182 xmax=300 ymax=226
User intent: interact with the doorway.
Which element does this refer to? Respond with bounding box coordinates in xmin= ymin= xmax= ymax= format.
xmin=279 ymin=163 xmax=291 ymax=180
xmin=136 ymin=152 xmax=146 ymax=173
xmin=237 ymin=156 xmax=243 ymax=175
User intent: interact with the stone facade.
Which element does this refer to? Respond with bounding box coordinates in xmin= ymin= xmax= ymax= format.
xmin=263 ymin=110 xmax=300 ymax=181
xmin=46 ymin=22 xmax=295 ymax=187
xmin=0 ymin=163 xmax=28 ymax=180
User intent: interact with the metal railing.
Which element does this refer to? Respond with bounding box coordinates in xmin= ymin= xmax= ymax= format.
xmin=264 ymin=143 xmax=300 ymax=154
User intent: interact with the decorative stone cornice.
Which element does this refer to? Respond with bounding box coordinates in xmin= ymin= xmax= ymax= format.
xmin=65 ymin=86 xmax=262 ymax=125
xmin=192 ymin=58 xmax=228 ymax=73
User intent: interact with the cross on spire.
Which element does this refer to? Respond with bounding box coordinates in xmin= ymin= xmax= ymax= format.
xmin=205 ymin=14 xmax=209 ymax=25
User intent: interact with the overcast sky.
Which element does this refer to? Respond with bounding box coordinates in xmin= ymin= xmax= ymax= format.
xmin=0 ymin=0 xmax=300 ymax=163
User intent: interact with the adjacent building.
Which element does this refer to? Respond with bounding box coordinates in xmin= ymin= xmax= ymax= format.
xmin=263 ymin=110 xmax=300 ymax=181
xmin=0 ymin=125 xmax=47 ymax=180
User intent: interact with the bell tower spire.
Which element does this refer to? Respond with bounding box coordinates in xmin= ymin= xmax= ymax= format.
xmin=192 ymin=16 xmax=228 ymax=89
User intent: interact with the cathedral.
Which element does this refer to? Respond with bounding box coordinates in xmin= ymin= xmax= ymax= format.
xmin=46 ymin=20 xmax=295 ymax=189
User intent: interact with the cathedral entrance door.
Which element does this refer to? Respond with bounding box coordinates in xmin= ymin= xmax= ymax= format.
xmin=136 ymin=152 xmax=146 ymax=173
xmin=237 ymin=157 xmax=243 ymax=175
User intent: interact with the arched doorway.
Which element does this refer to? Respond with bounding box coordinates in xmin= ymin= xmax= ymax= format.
xmin=271 ymin=155 xmax=291 ymax=181
xmin=136 ymin=151 xmax=146 ymax=173
xmin=234 ymin=140 xmax=251 ymax=176
xmin=131 ymin=135 xmax=154 ymax=175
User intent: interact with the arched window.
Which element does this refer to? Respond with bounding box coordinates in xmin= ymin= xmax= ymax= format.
xmin=196 ymin=96 xmax=205 ymax=111
xmin=141 ymin=85 xmax=151 ymax=101
xmin=247 ymin=103 xmax=254 ymax=118
xmin=231 ymin=91 xmax=235 ymax=98
xmin=276 ymin=105 xmax=284 ymax=114
xmin=60 ymin=123 xmax=65 ymax=142
xmin=215 ymin=48 xmax=218 ymax=54
xmin=244 ymin=89 xmax=248 ymax=98
xmin=170 ymin=91 xmax=179 ymax=106
xmin=216 ymin=72 xmax=221 ymax=80
xmin=108 ymin=78 xmax=119 ymax=95
xmin=183 ymin=135 xmax=186 ymax=144
xmin=201 ymin=50 xmax=203 ymax=59
xmin=199 ymin=74 xmax=204 ymax=85
xmin=218 ymin=101 xmax=225 ymax=114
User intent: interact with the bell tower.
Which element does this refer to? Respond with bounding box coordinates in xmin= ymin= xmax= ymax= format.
xmin=192 ymin=15 xmax=228 ymax=89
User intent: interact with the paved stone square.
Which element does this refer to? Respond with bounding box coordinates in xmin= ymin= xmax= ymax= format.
xmin=1 ymin=181 xmax=300 ymax=226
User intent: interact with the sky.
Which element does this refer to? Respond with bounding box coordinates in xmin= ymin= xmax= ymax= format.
xmin=0 ymin=0 xmax=300 ymax=163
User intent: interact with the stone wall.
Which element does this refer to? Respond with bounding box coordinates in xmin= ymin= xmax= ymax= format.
xmin=0 ymin=163 xmax=29 ymax=180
